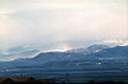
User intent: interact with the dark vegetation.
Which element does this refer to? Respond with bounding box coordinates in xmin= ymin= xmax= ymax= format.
xmin=0 ymin=77 xmax=128 ymax=84
xmin=0 ymin=77 xmax=56 ymax=84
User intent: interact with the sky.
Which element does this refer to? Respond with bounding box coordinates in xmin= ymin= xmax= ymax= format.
xmin=0 ymin=0 xmax=128 ymax=51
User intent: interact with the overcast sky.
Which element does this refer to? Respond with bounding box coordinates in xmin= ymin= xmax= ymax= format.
xmin=0 ymin=0 xmax=128 ymax=51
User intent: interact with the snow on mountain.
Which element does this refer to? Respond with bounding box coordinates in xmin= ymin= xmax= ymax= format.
xmin=0 ymin=44 xmax=127 ymax=69
xmin=68 ymin=44 xmax=109 ymax=54
xmin=102 ymin=40 xmax=128 ymax=46
xmin=68 ymin=40 xmax=128 ymax=54
xmin=0 ymin=41 xmax=128 ymax=62
xmin=0 ymin=46 xmax=41 ymax=61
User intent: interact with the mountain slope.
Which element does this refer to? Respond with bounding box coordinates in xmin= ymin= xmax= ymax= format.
xmin=68 ymin=44 xmax=109 ymax=54
xmin=89 ymin=45 xmax=128 ymax=59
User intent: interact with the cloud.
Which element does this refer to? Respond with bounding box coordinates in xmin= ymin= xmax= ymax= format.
xmin=0 ymin=0 xmax=127 ymax=50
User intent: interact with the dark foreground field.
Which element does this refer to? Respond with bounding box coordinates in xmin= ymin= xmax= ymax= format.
xmin=0 ymin=77 xmax=128 ymax=84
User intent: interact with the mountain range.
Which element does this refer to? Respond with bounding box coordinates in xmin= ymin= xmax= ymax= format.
xmin=0 ymin=44 xmax=128 ymax=67
xmin=0 ymin=43 xmax=128 ymax=83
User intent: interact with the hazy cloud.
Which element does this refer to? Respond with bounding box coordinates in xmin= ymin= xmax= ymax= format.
xmin=0 ymin=0 xmax=127 ymax=50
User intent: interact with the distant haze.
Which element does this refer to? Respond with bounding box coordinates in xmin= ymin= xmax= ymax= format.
xmin=0 ymin=0 xmax=128 ymax=51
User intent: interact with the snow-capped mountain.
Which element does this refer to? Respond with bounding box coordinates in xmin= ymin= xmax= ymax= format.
xmin=0 ymin=42 xmax=127 ymax=62
xmin=0 ymin=44 xmax=128 ymax=67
